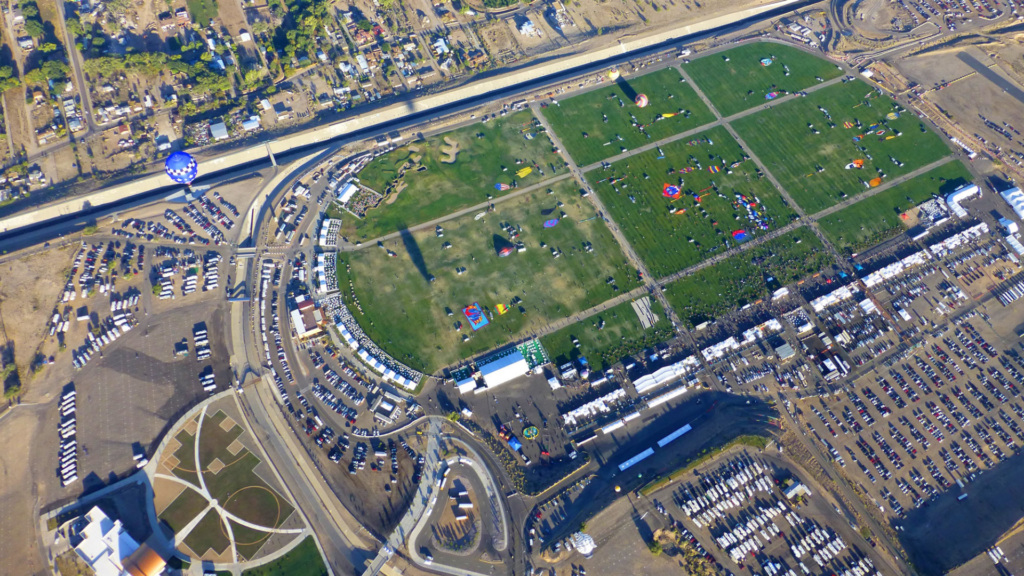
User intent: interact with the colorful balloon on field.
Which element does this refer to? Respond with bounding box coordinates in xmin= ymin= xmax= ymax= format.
xmin=635 ymin=94 xmax=649 ymax=108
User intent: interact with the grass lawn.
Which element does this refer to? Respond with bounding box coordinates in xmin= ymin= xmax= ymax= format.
xmin=193 ymin=411 xmax=294 ymax=529
xmin=158 ymin=488 xmax=208 ymax=534
xmin=171 ymin=428 xmax=201 ymax=488
xmin=343 ymin=110 xmax=564 ymax=240
xmin=337 ymin=179 xmax=636 ymax=374
xmin=230 ymin=520 xmax=274 ymax=561
xmin=541 ymin=68 xmax=716 ymax=166
xmin=731 ymin=80 xmax=952 ymax=214
xmin=541 ymin=298 xmax=673 ymax=370
xmin=819 ymin=161 xmax=973 ymax=255
xmin=586 ymin=125 xmax=799 ymax=278
xmin=183 ymin=509 xmax=230 ymax=558
xmin=664 ymin=227 xmax=835 ymax=327
xmin=685 ymin=43 xmax=844 ymax=117
xmin=186 ymin=0 xmax=218 ymax=27
xmin=241 ymin=536 xmax=327 ymax=576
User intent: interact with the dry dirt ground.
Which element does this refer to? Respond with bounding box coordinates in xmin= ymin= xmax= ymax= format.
xmin=0 ymin=404 xmax=52 ymax=576
xmin=0 ymin=244 xmax=75 ymax=369
xmin=5 ymin=88 xmax=33 ymax=157
xmin=216 ymin=0 xmax=249 ymax=38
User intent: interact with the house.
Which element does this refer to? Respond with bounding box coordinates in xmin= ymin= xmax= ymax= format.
xmin=431 ymin=37 xmax=449 ymax=55
xmin=466 ymin=50 xmax=487 ymax=68
xmin=337 ymin=61 xmax=353 ymax=76
xmin=17 ymin=36 xmax=34 ymax=50
xmin=175 ymin=7 xmax=190 ymax=25
xmin=356 ymin=54 xmax=370 ymax=74
xmin=518 ymin=19 xmax=536 ymax=35
xmin=209 ymin=121 xmax=229 ymax=141
xmin=353 ymin=29 xmax=374 ymax=45
xmin=316 ymin=49 xmax=328 ymax=62
xmin=241 ymin=116 xmax=260 ymax=131
xmin=260 ymin=98 xmax=272 ymax=111
xmin=238 ymin=31 xmax=251 ymax=42
xmin=155 ymin=135 xmax=171 ymax=151
xmin=273 ymin=101 xmax=290 ymax=120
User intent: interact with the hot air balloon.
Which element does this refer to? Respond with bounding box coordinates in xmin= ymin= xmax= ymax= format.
xmin=165 ymin=151 xmax=198 ymax=186
xmin=607 ymin=68 xmax=620 ymax=81
xmin=635 ymin=94 xmax=649 ymax=108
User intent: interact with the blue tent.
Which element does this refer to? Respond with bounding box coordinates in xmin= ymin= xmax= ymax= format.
xmin=508 ymin=436 xmax=523 ymax=451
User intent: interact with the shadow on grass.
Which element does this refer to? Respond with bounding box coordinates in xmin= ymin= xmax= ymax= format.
xmin=398 ymin=227 xmax=431 ymax=283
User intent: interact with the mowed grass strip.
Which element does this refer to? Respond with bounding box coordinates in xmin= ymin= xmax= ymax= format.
xmin=183 ymin=509 xmax=231 ymax=557
xmin=819 ymin=161 xmax=973 ymax=255
xmin=587 ymin=125 xmax=799 ymax=278
xmin=685 ymin=42 xmax=844 ymax=117
xmin=170 ymin=429 xmax=201 ymax=488
xmin=158 ymin=488 xmax=209 ymax=534
xmin=230 ymin=520 xmax=274 ymax=561
xmin=338 ymin=179 xmax=637 ymax=374
xmin=664 ymin=227 xmax=835 ymax=327
xmin=241 ymin=536 xmax=327 ymax=576
xmin=542 ymin=67 xmax=716 ymax=166
xmin=344 ymin=110 xmax=564 ymax=240
xmin=541 ymin=298 xmax=673 ymax=370
xmin=731 ymin=80 xmax=952 ymax=214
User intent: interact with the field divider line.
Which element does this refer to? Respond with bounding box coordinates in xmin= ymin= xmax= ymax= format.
xmin=338 ymin=172 xmax=573 ymax=252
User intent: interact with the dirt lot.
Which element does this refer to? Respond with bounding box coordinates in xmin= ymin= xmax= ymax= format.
xmin=0 ymin=404 xmax=51 ymax=576
xmin=215 ymin=0 xmax=249 ymax=37
xmin=0 ymin=244 xmax=75 ymax=369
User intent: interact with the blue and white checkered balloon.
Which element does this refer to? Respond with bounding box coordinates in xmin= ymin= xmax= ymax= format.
xmin=164 ymin=151 xmax=198 ymax=185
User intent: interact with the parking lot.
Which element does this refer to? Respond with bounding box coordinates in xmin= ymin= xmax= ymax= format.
xmin=50 ymin=297 xmax=232 ymax=494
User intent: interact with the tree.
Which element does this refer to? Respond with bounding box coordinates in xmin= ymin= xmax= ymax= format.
xmin=356 ymin=19 xmax=373 ymax=31
xmin=19 ymin=4 xmax=39 ymax=18
xmin=65 ymin=16 xmax=83 ymax=36
xmin=648 ymin=541 xmax=662 ymax=556
xmin=40 ymin=42 xmax=57 ymax=53
xmin=24 ymin=19 xmax=44 ymax=37
xmin=379 ymin=41 xmax=391 ymax=53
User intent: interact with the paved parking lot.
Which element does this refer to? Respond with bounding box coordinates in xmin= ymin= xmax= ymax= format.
xmin=65 ymin=298 xmax=232 ymax=494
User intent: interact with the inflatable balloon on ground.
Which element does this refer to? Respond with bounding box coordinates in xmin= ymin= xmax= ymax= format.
xmin=607 ymin=68 xmax=620 ymax=81
xmin=165 ymin=151 xmax=198 ymax=186
xmin=635 ymin=94 xmax=649 ymax=108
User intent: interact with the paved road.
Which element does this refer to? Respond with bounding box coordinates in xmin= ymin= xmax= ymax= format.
xmin=956 ymin=52 xmax=1024 ymax=106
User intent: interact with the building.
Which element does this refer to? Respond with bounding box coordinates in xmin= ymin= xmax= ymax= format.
xmin=1000 ymin=186 xmax=1024 ymax=221
xmin=289 ymin=294 xmax=324 ymax=340
xmin=478 ymin=349 xmax=529 ymax=390
xmin=518 ymin=19 xmax=536 ymax=35
xmin=73 ymin=506 xmax=166 ymax=576
xmin=209 ymin=121 xmax=229 ymax=141
xmin=775 ymin=342 xmax=795 ymax=362
xmin=946 ymin=183 xmax=979 ymax=218
xmin=783 ymin=482 xmax=812 ymax=500
xmin=241 ymin=117 xmax=261 ymax=132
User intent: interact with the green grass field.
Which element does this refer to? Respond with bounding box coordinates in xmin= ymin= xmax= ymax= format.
xmin=158 ymin=488 xmax=208 ymax=534
xmin=541 ymin=298 xmax=673 ymax=370
xmin=541 ymin=68 xmax=716 ymax=166
xmin=818 ymin=161 xmax=973 ymax=255
xmin=663 ymin=227 xmax=835 ymax=327
xmin=170 ymin=428 xmax=201 ymax=488
xmin=183 ymin=509 xmax=231 ymax=558
xmin=685 ymin=43 xmax=844 ymax=117
xmin=230 ymin=520 xmax=274 ymax=561
xmin=196 ymin=412 xmax=294 ymax=529
xmin=731 ymin=80 xmax=952 ymax=214
xmin=586 ymin=125 xmax=799 ymax=278
xmin=186 ymin=0 xmax=218 ymax=27
xmin=337 ymin=179 xmax=636 ymax=374
xmin=241 ymin=537 xmax=327 ymax=576
xmin=343 ymin=110 xmax=563 ymax=240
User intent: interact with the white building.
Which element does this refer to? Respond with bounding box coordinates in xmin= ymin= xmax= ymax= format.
xmin=73 ymin=506 xmax=166 ymax=576
xmin=478 ymin=350 xmax=529 ymax=390
xmin=1000 ymin=187 xmax=1024 ymax=221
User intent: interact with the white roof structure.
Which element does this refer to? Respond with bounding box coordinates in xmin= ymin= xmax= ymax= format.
xmin=479 ymin=350 xmax=529 ymax=389
xmin=338 ymin=182 xmax=359 ymax=204
xmin=633 ymin=355 xmax=700 ymax=395
xmin=209 ymin=121 xmax=229 ymax=141
xmin=1000 ymin=187 xmax=1024 ymax=221
xmin=456 ymin=377 xmax=478 ymax=394
xmin=999 ymin=217 xmax=1019 ymax=235
xmin=571 ymin=532 xmax=597 ymax=557
xmin=946 ymin=183 xmax=979 ymax=218
xmin=73 ymin=506 xmax=140 ymax=576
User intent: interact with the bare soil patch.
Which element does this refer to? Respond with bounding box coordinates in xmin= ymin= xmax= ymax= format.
xmin=0 ymin=244 xmax=74 ymax=369
xmin=440 ymin=136 xmax=460 ymax=164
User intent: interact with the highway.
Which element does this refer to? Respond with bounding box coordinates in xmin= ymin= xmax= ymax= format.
xmin=0 ymin=0 xmax=820 ymax=248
